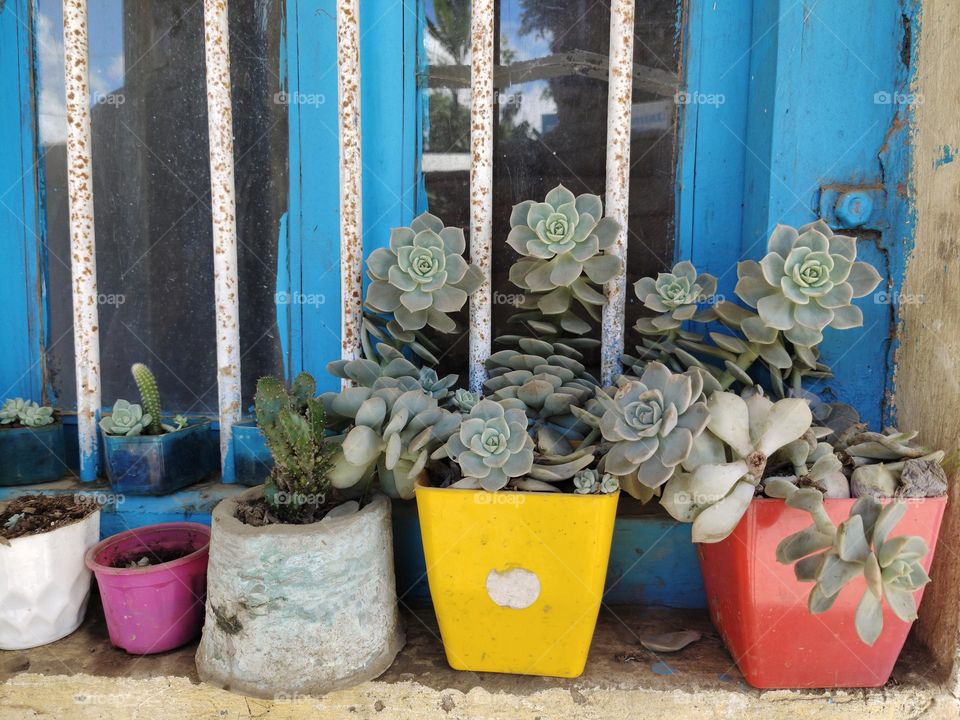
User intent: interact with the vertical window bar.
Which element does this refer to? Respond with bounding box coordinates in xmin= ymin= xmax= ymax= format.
xmin=203 ymin=0 xmax=242 ymax=481
xmin=63 ymin=0 xmax=100 ymax=481
xmin=601 ymin=0 xmax=635 ymax=386
xmin=337 ymin=0 xmax=363 ymax=380
xmin=468 ymin=0 xmax=495 ymax=393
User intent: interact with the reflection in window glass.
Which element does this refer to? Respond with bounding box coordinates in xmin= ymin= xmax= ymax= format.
xmin=38 ymin=0 xmax=286 ymax=414
xmin=420 ymin=0 xmax=680 ymax=377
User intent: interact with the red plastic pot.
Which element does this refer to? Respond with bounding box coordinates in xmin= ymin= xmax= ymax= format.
xmin=697 ymin=496 xmax=946 ymax=689
xmin=86 ymin=523 xmax=210 ymax=655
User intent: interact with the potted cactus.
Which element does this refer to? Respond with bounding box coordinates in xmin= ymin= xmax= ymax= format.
xmin=0 ymin=398 xmax=66 ymax=485
xmin=99 ymin=363 xmax=217 ymax=494
xmin=617 ymin=221 xmax=949 ymax=688
xmin=195 ymin=372 xmax=404 ymax=698
xmin=0 ymin=494 xmax=100 ymax=649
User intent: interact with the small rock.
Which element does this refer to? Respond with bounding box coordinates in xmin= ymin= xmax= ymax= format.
xmin=374 ymin=700 xmax=385 ymax=712
xmin=325 ymin=501 xmax=360 ymax=521
xmin=639 ymin=629 xmax=702 ymax=653
xmin=898 ymin=459 xmax=948 ymax=498
xmin=440 ymin=694 xmax=455 ymax=713
xmin=850 ymin=464 xmax=898 ymax=498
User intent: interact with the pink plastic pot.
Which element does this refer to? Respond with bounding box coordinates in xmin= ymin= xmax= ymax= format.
xmin=86 ymin=522 xmax=210 ymax=654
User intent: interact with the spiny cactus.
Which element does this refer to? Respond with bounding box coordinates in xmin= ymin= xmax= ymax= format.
xmin=131 ymin=363 xmax=163 ymax=435
xmin=0 ymin=398 xmax=55 ymax=427
xmin=768 ymin=482 xmax=931 ymax=646
xmin=255 ymin=372 xmax=337 ymax=523
xmin=100 ymin=399 xmax=151 ymax=437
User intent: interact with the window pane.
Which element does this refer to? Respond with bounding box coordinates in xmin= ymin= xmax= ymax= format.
xmin=420 ymin=0 xmax=681 ymax=377
xmin=38 ymin=0 xmax=286 ymax=414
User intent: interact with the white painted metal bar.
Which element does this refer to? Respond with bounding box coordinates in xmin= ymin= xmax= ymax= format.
xmin=337 ymin=0 xmax=363 ymax=381
xmin=63 ymin=0 xmax=101 ymax=481
xmin=202 ymin=0 xmax=242 ymax=481
xmin=601 ymin=0 xmax=635 ymax=386
xmin=468 ymin=0 xmax=495 ymax=393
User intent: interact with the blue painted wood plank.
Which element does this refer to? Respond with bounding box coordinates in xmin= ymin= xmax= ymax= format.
xmin=0 ymin=0 xmax=45 ymax=403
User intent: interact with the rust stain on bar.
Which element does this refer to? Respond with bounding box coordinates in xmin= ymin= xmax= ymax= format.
xmin=601 ymin=0 xmax=635 ymax=385
xmin=337 ymin=0 xmax=363 ymax=385
xmin=469 ymin=0 xmax=494 ymax=393
xmin=63 ymin=0 xmax=101 ymax=480
xmin=203 ymin=0 xmax=242 ymax=478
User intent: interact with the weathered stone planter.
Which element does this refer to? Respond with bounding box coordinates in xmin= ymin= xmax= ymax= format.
xmin=0 ymin=508 xmax=100 ymax=649
xmin=195 ymin=487 xmax=404 ymax=698
xmin=0 ymin=420 xmax=66 ymax=486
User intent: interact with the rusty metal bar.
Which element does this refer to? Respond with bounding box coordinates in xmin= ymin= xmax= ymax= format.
xmin=601 ymin=0 xmax=635 ymax=386
xmin=203 ymin=0 xmax=242 ymax=481
xmin=468 ymin=0 xmax=495 ymax=393
xmin=337 ymin=0 xmax=363 ymax=379
xmin=63 ymin=0 xmax=100 ymax=481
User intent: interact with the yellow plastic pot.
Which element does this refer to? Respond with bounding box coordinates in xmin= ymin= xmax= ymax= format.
xmin=415 ymin=482 xmax=619 ymax=677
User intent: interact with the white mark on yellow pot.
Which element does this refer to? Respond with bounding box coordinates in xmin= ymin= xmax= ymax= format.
xmin=485 ymin=568 xmax=541 ymax=609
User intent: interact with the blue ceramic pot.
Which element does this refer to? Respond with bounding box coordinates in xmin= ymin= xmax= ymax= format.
xmin=0 ymin=420 xmax=66 ymax=485
xmin=101 ymin=419 xmax=217 ymax=495
xmin=231 ymin=420 xmax=272 ymax=486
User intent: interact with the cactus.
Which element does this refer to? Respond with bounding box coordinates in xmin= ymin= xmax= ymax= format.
xmin=100 ymin=399 xmax=151 ymax=436
xmin=131 ymin=363 xmax=163 ymax=435
xmin=254 ymin=372 xmax=337 ymax=523
xmin=768 ymin=482 xmax=931 ymax=646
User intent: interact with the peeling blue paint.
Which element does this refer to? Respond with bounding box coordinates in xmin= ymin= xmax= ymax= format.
xmin=933 ymin=144 xmax=955 ymax=169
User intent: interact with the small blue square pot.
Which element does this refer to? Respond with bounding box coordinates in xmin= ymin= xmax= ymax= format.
xmin=231 ymin=420 xmax=273 ymax=486
xmin=101 ymin=419 xmax=217 ymax=495
xmin=0 ymin=420 xmax=66 ymax=485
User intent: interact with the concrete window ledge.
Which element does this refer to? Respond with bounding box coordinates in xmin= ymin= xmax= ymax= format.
xmin=1 ymin=605 xmax=956 ymax=719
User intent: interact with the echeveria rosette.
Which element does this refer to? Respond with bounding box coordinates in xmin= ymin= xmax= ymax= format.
xmin=0 ymin=398 xmax=31 ymax=425
xmin=506 ymin=184 xmax=622 ymax=321
xmin=100 ymin=399 xmax=151 ymax=437
xmin=634 ymin=261 xmax=718 ymax=333
xmin=365 ymin=212 xmax=483 ymax=333
xmin=20 ymin=404 xmax=54 ymax=427
xmin=443 ymin=399 xmax=534 ymax=491
xmin=597 ymin=362 xmax=710 ymax=491
xmin=736 ymin=221 xmax=882 ymax=347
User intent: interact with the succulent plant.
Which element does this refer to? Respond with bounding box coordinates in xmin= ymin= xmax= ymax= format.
xmin=836 ymin=427 xmax=946 ymax=499
xmin=573 ymin=468 xmax=619 ymax=495
xmin=20 ymin=404 xmax=55 ymax=428
xmin=596 ymin=362 xmax=711 ymax=491
xmin=255 ymin=373 xmax=338 ymax=522
xmin=766 ymin=436 xmax=850 ymax=498
xmin=660 ymin=391 xmax=813 ymax=542
xmin=364 ymin=212 xmax=484 ymax=333
xmin=506 ymin=184 xmax=622 ymax=333
xmin=100 ymin=399 xmax=152 ymax=437
xmin=484 ymin=338 xmax=599 ymax=456
xmin=634 ymin=261 xmax=717 ymax=333
xmin=131 ymin=363 xmax=163 ymax=435
xmin=0 ymin=398 xmax=29 ymax=424
xmin=451 ymin=389 xmax=480 ymax=412
xmin=323 ymin=385 xmax=460 ymax=499
xmin=439 ymin=399 xmax=534 ymax=491
xmin=735 ymin=221 xmax=882 ymax=347
xmin=171 ymin=414 xmax=189 ymax=431
xmin=768 ymin=483 xmax=931 ymax=645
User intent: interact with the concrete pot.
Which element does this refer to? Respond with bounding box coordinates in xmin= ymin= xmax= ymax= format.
xmin=0 ymin=508 xmax=100 ymax=649
xmin=195 ymin=488 xmax=404 ymax=698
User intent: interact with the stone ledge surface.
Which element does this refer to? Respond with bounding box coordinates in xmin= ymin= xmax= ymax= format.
xmin=0 ymin=605 xmax=955 ymax=719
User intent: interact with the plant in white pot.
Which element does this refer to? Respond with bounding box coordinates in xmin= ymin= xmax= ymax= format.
xmin=195 ymin=372 xmax=404 ymax=698
xmin=0 ymin=494 xmax=100 ymax=649
xmin=617 ymin=221 xmax=949 ymax=689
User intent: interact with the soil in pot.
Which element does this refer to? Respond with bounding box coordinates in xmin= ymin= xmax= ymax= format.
xmin=233 ymin=491 xmax=355 ymax=526
xmin=113 ymin=547 xmax=192 ymax=568
xmin=1 ymin=494 xmax=100 ymax=542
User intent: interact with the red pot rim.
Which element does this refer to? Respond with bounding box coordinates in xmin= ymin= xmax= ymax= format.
xmin=85 ymin=521 xmax=210 ymax=575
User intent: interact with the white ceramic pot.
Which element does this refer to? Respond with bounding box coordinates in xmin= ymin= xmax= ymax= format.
xmin=0 ymin=508 xmax=101 ymax=649
xmin=196 ymin=488 xmax=404 ymax=698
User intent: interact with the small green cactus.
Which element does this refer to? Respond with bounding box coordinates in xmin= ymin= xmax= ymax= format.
xmin=131 ymin=364 xmax=163 ymax=435
xmin=100 ymin=399 xmax=151 ymax=436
